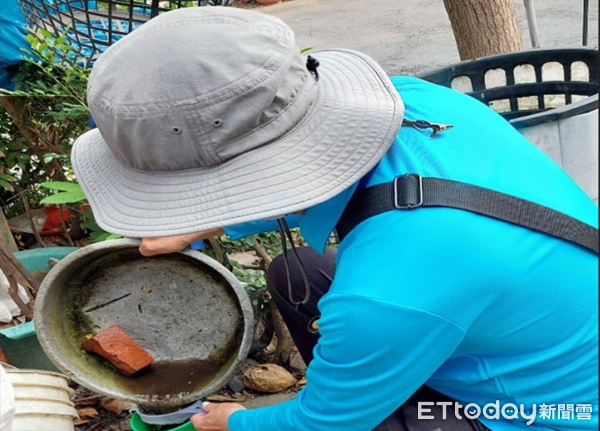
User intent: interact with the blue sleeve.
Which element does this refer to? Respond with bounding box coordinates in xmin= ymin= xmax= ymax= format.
xmin=229 ymin=293 xmax=465 ymax=431
xmin=223 ymin=214 xmax=301 ymax=240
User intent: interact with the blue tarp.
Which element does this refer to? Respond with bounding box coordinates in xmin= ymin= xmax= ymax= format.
xmin=0 ymin=0 xmax=220 ymax=88
xmin=0 ymin=0 xmax=30 ymax=87
xmin=0 ymin=0 xmax=150 ymax=77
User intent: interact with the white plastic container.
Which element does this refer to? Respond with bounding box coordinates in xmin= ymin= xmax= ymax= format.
xmin=0 ymin=365 xmax=15 ymax=431
xmin=6 ymin=368 xmax=78 ymax=431
xmin=517 ymin=104 xmax=599 ymax=204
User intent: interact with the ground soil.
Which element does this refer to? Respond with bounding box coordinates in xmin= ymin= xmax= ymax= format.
xmin=73 ymin=382 xmax=298 ymax=431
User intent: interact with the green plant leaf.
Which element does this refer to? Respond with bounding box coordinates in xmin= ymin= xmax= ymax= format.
xmin=232 ymin=267 xmax=246 ymax=278
xmin=39 ymin=29 xmax=53 ymax=39
xmin=90 ymin=232 xmax=122 ymax=243
xmin=42 ymin=152 xmax=66 ymax=163
xmin=0 ymin=179 xmax=14 ymax=191
xmin=229 ymin=259 xmax=243 ymax=269
xmin=300 ymin=47 xmax=314 ymax=54
xmin=84 ymin=219 xmax=102 ymax=232
xmin=40 ymin=191 xmax=86 ymax=204
xmin=40 ymin=181 xmax=83 ymax=193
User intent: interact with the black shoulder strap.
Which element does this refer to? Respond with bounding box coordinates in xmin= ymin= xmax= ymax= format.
xmin=336 ymin=174 xmax=599 ymax=254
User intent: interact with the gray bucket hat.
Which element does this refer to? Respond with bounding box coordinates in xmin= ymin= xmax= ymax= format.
xmin=72 ymin=6 xmax=404 ymax=238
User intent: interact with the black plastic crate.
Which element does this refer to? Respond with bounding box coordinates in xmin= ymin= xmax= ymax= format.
xmin=419 ymin=48 xmax=599 ymax=126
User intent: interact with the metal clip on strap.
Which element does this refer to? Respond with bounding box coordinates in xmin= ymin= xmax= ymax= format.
xmin=394 ymin=174 xmax=423 ymax=209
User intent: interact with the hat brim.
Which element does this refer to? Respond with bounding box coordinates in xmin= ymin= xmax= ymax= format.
xmin=72 ymin=49 xmax=404 ymax=237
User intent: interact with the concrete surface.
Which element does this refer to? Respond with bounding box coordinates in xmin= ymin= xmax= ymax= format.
xmin=259 ymin=0 xmax=599 ymax=76
xmin=241 ymin=391 xmax=297 ymax=409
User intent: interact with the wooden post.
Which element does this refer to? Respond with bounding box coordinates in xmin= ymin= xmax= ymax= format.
xmin=0 ymin=241 xmax=40 ymax=294
xmin=523 ymin=0 xmax=541 ymax=48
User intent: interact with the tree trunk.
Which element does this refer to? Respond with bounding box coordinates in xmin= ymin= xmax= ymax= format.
xmin=443 ymin=0 xmax=523 ymax=60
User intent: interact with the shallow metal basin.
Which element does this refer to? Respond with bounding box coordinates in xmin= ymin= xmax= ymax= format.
xmin=34 ymin=239 xmax=254 ymax=412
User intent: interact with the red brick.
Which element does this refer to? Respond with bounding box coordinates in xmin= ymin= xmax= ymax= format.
xmin=80 ymin=325 xmax=154 ymax=376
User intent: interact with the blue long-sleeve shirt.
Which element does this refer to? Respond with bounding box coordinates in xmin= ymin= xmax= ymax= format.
xmin=226 ymin=76 xmax=598 ymax=431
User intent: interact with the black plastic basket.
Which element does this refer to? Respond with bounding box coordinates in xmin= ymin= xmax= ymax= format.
xmin=18 ymin=0 xmax=235 ymax=64
xmin=419 ymin=48 xmax=599 ymax=127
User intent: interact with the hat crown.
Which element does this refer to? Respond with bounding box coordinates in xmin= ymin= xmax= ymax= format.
xmin=87 ymin=7 xmax=316 ymax=171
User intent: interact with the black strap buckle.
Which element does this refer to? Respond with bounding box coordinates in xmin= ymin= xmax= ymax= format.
xmin=394 ymin=174 xmax=423 ymax=209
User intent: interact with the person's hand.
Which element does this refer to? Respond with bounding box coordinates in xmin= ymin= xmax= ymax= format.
xmin=190 ymin=402 xmax=246 ymax=431
xmin=139 ymin=228 xmax=225 ymax=256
